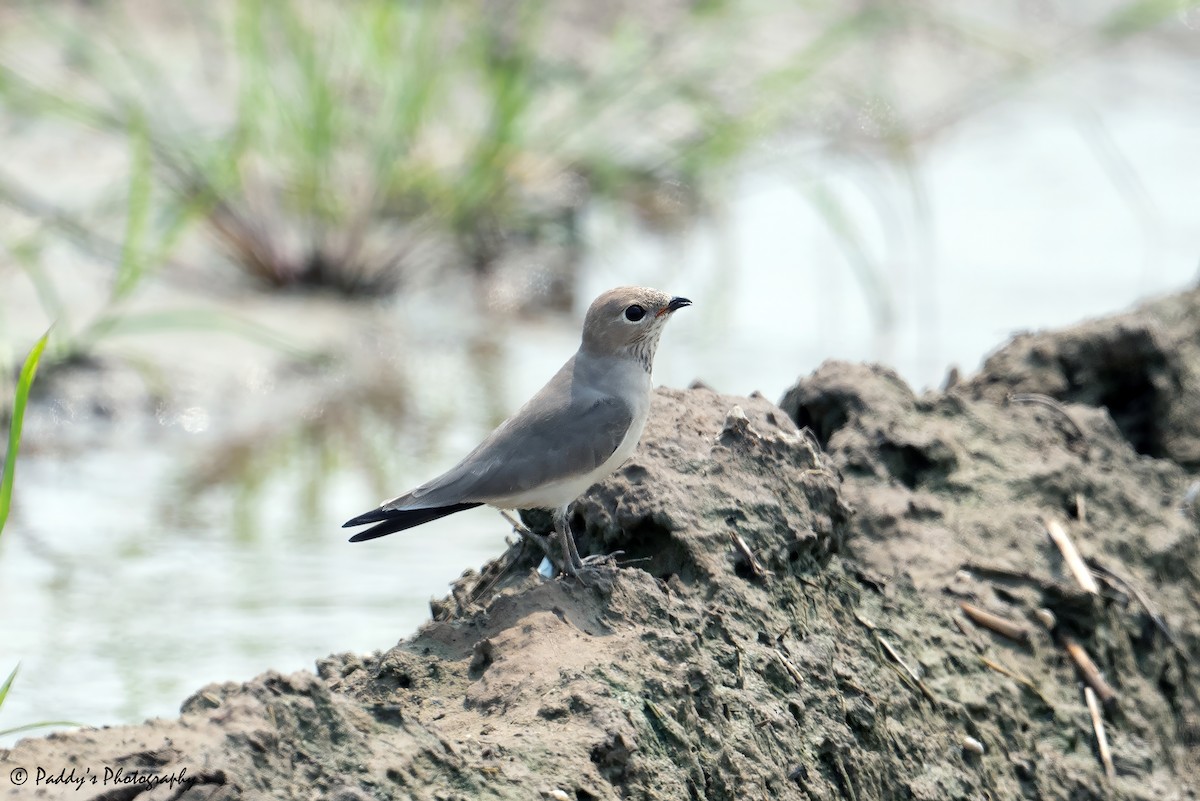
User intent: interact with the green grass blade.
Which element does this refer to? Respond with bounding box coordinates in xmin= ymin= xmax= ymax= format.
xmin=1103 ymin=0 xmax=1200 ymax=38
xmin=233 ymin=0 xmax=271 ymax=153
xmin=114 ymin=115 xmax=154 ymax=301
xmin=0 ymin=720 xmax=83 ymax=737
xmin=0 ymin=62 xmax=120 ymax=132
xmin=83 ymin=308 xmax=311 ymax=359
xmin=9 ymin=234 xmax=70 ymax=336
xmin=0 ymin=661 xmax=82 ymax=733
xmin=798 ymin=179 xmax=896 ymax=337
xmin=0 ymin=329 xmax=51 ymax=537
xmin=0 ymin=664 xmax=17 ymax=709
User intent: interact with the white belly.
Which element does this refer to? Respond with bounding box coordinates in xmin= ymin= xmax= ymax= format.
xmin=487 ymin=406 xmax=649 ymax=511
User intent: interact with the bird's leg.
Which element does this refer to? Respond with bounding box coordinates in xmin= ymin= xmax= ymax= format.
xmin=552 ymin=506 xmax=584 ymax=574
xmin=557 ymin=506 xmax=626 ymax=577
xmin=501 ymin=509 xmax=574 ymax=576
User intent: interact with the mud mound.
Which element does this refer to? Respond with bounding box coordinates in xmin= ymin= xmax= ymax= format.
xmin=781 ymin=360 xmax=1199 ymax=798
xmin=964 ymin=287 xmax=1200 ymax=467
xmin=4 ymin=291 xmax=1200 ymax=800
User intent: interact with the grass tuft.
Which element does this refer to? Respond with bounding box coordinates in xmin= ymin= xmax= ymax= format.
xmin=0 ymin=328 xmax=50 ymax=538
xmin=0 ymin=664 xmax=81 ymax=737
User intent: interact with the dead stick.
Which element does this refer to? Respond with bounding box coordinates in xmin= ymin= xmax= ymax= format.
xmin=977 ymin=656 xmax=1054 ymax=707
xmin=1084 ymin=686 xmax=1116 ymax=780
xmin=1044 ymin=518 xmax=1099 ymax=594
xmin=1088 ymin=557 xmax=1181 ymax=650
xmin=877 ymin=635 xmax=920 ymax=683
xmin=774 ymin=651 xmax=805 ymax=687
xmin=979 ymin=656 xmax=1036 ymax=692
xmin=960 ymin=562 xmax=1064 ymax=592
xmin=1062 ymin=637 xmax=1118 ymax=706
xmin=877 ymin=635 xmax=939 ymax=705
xmin=1009 ymin=393 xmax=1086 ymax=442
xmin=729 ymin=532 xmax=769 ymax=579
xmin=959 ymin=602 xmax=1031 ymax=644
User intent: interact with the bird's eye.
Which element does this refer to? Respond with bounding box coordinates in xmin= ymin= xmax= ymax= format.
xmin=625 ymin=304 xmax=646 ymax=322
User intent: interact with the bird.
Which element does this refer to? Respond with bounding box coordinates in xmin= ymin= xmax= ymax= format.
xmin=342 ymin=286 xmax=692 ymax=576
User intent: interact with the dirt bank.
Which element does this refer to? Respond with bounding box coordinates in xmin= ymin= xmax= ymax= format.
xmin=4 ymin=288 xmax=1199 ymax=800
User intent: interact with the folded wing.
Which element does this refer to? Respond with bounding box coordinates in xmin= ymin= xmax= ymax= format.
xmin=343 ymin=369 xmax=633 ymax=541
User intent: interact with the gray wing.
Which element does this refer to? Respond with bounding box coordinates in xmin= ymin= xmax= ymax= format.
xmin=385 ymin=387 xmax=633 ymax=510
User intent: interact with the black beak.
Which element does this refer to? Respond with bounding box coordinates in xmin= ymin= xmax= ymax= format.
xmin=661 ymin=296 xmax=692 ymax=316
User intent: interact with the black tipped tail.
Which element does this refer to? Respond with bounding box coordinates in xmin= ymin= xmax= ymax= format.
xmin=345 ymin=502 xmax=483 ymax=542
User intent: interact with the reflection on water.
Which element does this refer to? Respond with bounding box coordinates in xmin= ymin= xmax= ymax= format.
xmin=3 ymin=55 xmax=1200 ymax=745
xmin=1 ymin=444 xmax=509 ymax=736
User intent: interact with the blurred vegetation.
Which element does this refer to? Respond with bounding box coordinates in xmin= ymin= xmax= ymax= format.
xmin=0 ymin=114 xmax=307 ymax=369
xmin=181 ymin=366 xmax=422 ymax=539
xmin=0 ymin=0 xmax=1194 ymax=317
xmin=0 ymin=0 xmax=1196 ymax=516
xmin=3 ymin=0 xmax=820 ymax=301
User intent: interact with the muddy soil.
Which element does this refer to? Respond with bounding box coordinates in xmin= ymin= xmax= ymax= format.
xmin=3 ymin=288 xmax=1200 ymax=800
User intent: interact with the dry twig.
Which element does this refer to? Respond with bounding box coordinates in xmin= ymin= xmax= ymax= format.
xmin=978 ymin=655 xmax=1054 ymax=707
xmin=1062 ymin=637 xmax=1118 ymax=706
xmin=1085 ymin=686 xmax=1116 ymax=780
xmin=1088 ymin=557 xmax=1181 ymax=651
xmin=959 ymin=602 xmax=1031 ymax=644
xmin=960 ymin=562 xmax=1064 ymax=592
xmin=774 ymin=651 xmax=805 ymax=688
xmin=877 ymin=636 xmax=919 ymax=683
xmin=877 ymin=635 xmax=939 ymax=705
xmin=1044 ymin=518 xmax=1099 ymax=594
xmin=729 ymin=531 xmax=770 ymax=579
xmin=1009 ymin=392 xmax=1086 ymax=443
xmin=979 ymin=656 xmax=1035 ymax=690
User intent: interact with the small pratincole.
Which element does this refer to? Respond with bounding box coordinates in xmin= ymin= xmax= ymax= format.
xmin=343 ymin=286 xmax=692 ymax=576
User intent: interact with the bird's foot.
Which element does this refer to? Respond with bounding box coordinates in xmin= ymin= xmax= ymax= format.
xmin=544 ymin=530 xmax=578 ymax=578
xmin=537 ymin=506 xmax=624 ymax=586
xmin=562 ymin=547 xmax=625 ymax=589
xmin=562 ymin=550 xmax=624 ymax=589
xmin=578 ymin=550 xmax=625 ymax=569
xmin=570 ymin=562 xmax=620 ymax=590
xmin=539 ymin=533 xmax=617 ymax=587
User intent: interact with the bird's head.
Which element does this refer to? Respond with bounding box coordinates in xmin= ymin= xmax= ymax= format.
xmin=581 ymin=286 xmax=692 ymax=370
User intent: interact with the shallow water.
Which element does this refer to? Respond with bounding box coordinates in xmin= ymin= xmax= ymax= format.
xmin=2 ymin=49 xmax=1200 ymax=743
